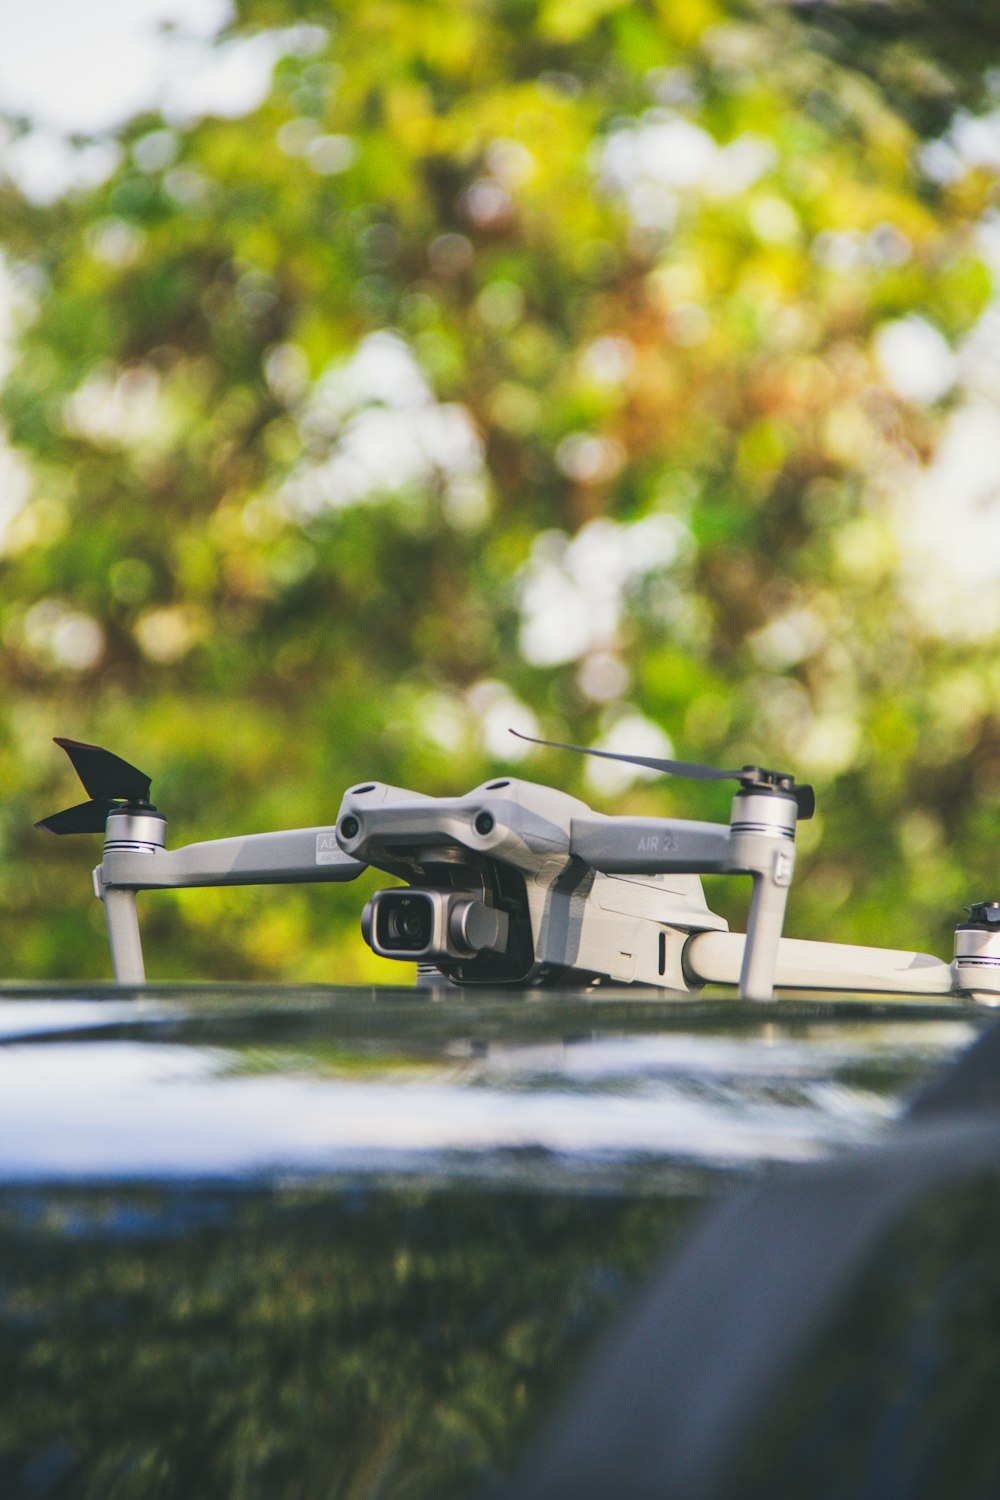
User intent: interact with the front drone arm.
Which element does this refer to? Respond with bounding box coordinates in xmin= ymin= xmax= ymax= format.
xmin=95 ymin=827 xmax=365 ymax=984
xmin=38 ymin=739 xmax=369 ymax=984
xmin=100 ymin=827 xmax=365 ymax=891
xmin=569 ymin=816 xmax=731 ymax=874
xmin=570 ymin=790 xmax=797 ymax=1001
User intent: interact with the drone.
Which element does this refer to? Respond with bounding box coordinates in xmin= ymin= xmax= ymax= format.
xmin=35 ymin=733 xmax=1000 ymax=1003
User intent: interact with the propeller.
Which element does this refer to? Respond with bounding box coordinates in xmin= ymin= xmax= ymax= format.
xmin=509 ymin=730 xmax=815 ymax=819
xmin=36 ymin=738 xmax=156 ymax=835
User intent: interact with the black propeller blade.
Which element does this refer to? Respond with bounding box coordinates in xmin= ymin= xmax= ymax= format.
xmin=36 ymin=738 xmax=155 ymax=835
xmin=510 ymin=730 xmax=815 ymax=819
xmin=53 ymin=737 xmax=151 ymax=802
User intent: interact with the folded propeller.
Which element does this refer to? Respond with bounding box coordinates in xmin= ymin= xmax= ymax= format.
xmin=510 ymin=730 xmax=815 ymax=819
xmin=36 ymin=738 xmax=156 ymax=835
xmin=35 ymin=727 xmax=815 ymax=839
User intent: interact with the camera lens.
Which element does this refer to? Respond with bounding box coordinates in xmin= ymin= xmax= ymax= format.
xmin=396 ymin=905 xmax=427 ymax=942
xmin=376 ymin=893 xmax=434 ymax=952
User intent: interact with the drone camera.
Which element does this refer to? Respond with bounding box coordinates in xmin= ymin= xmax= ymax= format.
xmin=375 ymin=891 xmax=435 ymax=952
xmin=362 ymin=888 xmax=510 ymax=963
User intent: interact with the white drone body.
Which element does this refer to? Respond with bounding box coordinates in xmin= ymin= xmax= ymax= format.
xmin=37 ymin=737 xmax=1000 ymax=1003
xmin=336 ymin=775 xmax=729 ymax=991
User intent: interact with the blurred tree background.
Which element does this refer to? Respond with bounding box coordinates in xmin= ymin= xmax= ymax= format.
xmin=3 ymin=0 xmax=1000 ymax=982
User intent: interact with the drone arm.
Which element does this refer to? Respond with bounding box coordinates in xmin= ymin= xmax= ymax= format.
xmin=685 ymin=931 xmax=956 ymax=995
xmin=92 ymin=828 xmax=365 ymax=986
xmin=100 ymin=827 xmax=366 ymax=891
xmin=569 ymin=817 xmax=731 ymax=874
xmin=572 ymin=799 xmax=799 ymax=1000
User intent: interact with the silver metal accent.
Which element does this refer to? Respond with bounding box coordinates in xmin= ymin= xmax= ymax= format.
xmin=954 ymin=921 xmax=1000 ymax=1002
xmin=103 ymin=810 xmax=167 ymax=855
xmin=729 ymin=791 xmax=798 ymax=838
xmin=725 ymin=791 xmax=799 ymax=1001
xmin=98 ymin=811 xmax=165 ymax=981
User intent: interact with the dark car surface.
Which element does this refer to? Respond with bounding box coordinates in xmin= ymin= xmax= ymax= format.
xmin=0 ymin=984 xmax=994 ymax=1499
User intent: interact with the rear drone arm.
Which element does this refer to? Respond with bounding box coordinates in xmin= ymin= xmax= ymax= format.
xmin=686 ymin=906 xmax=1000 ymax=1002
xmin=683 ymin=931 xmax=956 ymax=995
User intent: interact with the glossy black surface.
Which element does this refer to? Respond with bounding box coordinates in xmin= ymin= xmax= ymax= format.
xmin=717 ymin=1149 xmax=1000 ymax=1500
xmin=0 ymin=986 xmax=987 ymax=1497
xmin=0 ymin=986 xmax=982 ymax=1184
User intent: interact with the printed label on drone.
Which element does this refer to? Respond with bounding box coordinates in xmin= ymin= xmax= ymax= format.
xmin=636 ymin=833 xmax=679 ymax=853
xmin=316 ymin=833 xmax=340 ymax=865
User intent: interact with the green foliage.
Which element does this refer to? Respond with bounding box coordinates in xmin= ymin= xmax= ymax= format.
xmin=2 ymin=0 xmax=1000 ymax=977
xmin=0 ymin=1184 xmax=694 ymax=1497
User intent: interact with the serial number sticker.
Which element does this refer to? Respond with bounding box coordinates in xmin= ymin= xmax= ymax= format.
xmin=316 ymin=833 xmax=340 ymax=865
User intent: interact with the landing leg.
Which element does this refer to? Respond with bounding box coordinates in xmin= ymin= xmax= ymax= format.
xmin=103 ymin=887 xmax=145 ymax=984
xmin=740 ymin=870 xmax=790 ymax=1001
